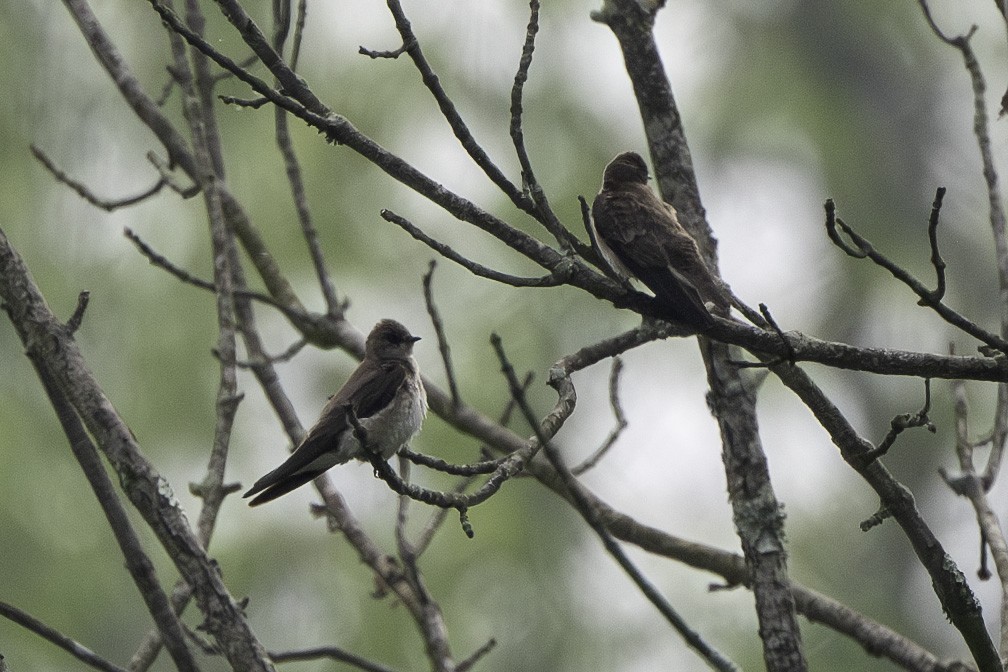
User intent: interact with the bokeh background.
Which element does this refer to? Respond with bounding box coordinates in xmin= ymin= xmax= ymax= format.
xmin=2 ymin=0 xmax=1008 ymax=669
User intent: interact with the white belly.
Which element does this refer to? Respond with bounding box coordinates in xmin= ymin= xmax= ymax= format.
xmin=340 ymin=375 xmax=428 ymax=460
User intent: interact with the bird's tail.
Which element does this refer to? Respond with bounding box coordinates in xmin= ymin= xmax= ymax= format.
xmin=244 ymin=468 xmax=327 ymax=506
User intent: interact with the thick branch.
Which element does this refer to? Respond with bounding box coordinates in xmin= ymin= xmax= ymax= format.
xmin=0 ymin=228 xmax=275 ymax=672
xmin=29 ymin=353 xmax=199 ymax=672
xmin=772 ymin=361 xmax=1000 ymax=670
xmin=593 ymin=2 xmax=807 ymax=668
xmin=0 ymin=601 xmax=129 ymax=672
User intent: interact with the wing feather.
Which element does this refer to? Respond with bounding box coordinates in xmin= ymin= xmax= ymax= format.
xmin=592 ymin=188 xmax=711 ymax=325
xmin=243 ymin=360 xmax=410 ymax=505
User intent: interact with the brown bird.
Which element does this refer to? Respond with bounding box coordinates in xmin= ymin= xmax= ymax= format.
xmin=591 ymin=151 xmax=729 ymax=326
xmin=244 ymin=319 xmax=427 ymax=506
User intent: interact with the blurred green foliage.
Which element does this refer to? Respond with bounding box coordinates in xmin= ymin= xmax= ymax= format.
xmin=2 ymin=0 xmax=1007 ymax=670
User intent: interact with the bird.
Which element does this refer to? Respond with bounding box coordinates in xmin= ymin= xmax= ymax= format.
xmin=244 ymin=319 xmax=427 ymax=506
xmin=591 ymin=151 xmax=729 ymax=327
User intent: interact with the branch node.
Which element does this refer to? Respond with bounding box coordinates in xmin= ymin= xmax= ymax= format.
xmin=358 ymin=38 xmax=415 ymax=59
xmin=422 ymin=259 xmax=462 ymax=408
xmin=860 ymin=505 xmax=891 ymax=532
xmin=457 ymin=506 xmax=474 ymax=539
xmin=917 ymin=186 xmax=948 ymax=306
xmin=66 ymin=291 xmax=91 ymax=334
xmin=862 ymin=379 xmax=934 ymax=463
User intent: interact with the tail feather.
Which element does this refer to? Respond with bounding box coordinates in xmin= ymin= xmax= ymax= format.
xmin=647 ymin=266 xmax=713 ymax=328
xmin=245 ymin=468 xmax=327 ymax=507
xmin=244 ymin=430 xmax=349 ymax=505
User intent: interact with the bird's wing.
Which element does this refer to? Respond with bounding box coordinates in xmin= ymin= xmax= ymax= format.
xmin=592 ymin=189 xmax=711 ymax=325
xmin=593 ymin=190 xmax=652 ymax=246
xmin=337 ymin=359 xmax=410 ymax=419
xmin=243 ymin=360 xmax=409 ymax=504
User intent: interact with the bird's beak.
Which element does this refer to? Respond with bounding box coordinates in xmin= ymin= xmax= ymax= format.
xmin=410 ymin=335 xmax=422 ymax=343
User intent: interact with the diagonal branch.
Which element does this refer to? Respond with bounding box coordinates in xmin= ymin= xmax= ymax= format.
xmin=826 ymin=197 xmax=1008 ymax=353
xmin=770 ymin=359 xmax=1001 ymax=670
xmin=592 ymin=2 xmax=806 ymax=668
xmin=378 ymin=0 xmax=534 ymax=215
xmin=31 ymin=144 xmax=166 ymax=211
xmin=493 ymin=333 xmax=739 ymax=672
xmin=0 ymin=228 xmax=275 ymax=672
xmin=0 ymin=601 xmax=129 ymax=672
xmin=508 ymin=0 xmax=580 ymax=253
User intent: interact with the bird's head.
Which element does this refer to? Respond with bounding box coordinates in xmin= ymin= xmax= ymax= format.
xmin=366 ymin=319 xmax=421 ymax=361
xmin=602 ymin=151 xmax=650 ymax=188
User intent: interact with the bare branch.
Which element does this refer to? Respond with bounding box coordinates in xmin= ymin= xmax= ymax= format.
xmin=455 ymin=639 xmax=497 ymax=672
xmin=64 ymin=0 xmax=304 ymax=312
xmin=923 ymin=188 xmax=949 ymax=304
xmin=509 ymin=0 xmax=578 ymax=252
xmin=359 ymin=40 xmax=413 ymax=60
xmin=919 ymin=0 xmax=1008 ymax=498
xmin=0 ymin=228 xmax=275 ymax=670
xmin=492 ymin=333 xmax=740 ymax=672
xmin=123 ymin=227 xmax=293 ymax=314
xmin=422 ymin=260 xmax=461 ymax=407
xmin=770 ymin=359 xmax=1001 ymax=668
xmin=65 ymin=290 xmax=90 ymax=335
xmin=572 ymin=357 xmax=628 ymax=474
xmin=269 ymin=646 xmax=402 ymax=672
xmin=275 ymin=102 xmax=341 ymax=314
xmin=943 ymin=373 xmax=1008 ymax=656
xmin=0 ymin=601 xmax=129 ymax=672
xmin=826 ymin=198 xmax=1008 ymax=353
xmin=378 ymin=0 xmax=533 ymax=213
xmin=863 ymin=379 xmax=937 ymax=463
xmin=31 ymin=144 xmax=165 ymax=211
xmin=268 ymin=0 xmax=340 ymax=318
xmin=25 ymin=349 xmax=198 ymax=672
xmin=381 ymin=209 xmax=571 ymax=287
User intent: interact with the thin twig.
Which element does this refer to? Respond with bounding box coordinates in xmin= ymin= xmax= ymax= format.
xmin=422 ymin=260 xmax=461 ymax=407
xmin=218 ymin=94 xmax=269 ymax=108
xmin=144 ymin=151 xmax=200 ymax=197
xmin=572 ymin=357 xmax=628 ymax=474
xmin=491 ymin=334 xmax=740 ymax=672
xmin=455 ymin=638 xmax=497 ymax=672
xmin=381 ymin=209 xmax=571 ymax=287
xmin=509 ymin=0 xmax=577 ymax=252
xmin=289 ymin=0 xmax=308 ymax=71
xmin=232 ymin=337 xmax=307 ymax=368
xmin=862 ymin=379 xmax=936 ymax=463
xmin=411 ymin=371 xmax=534 ymax=555
xmin=0 ymin=601 xmax=129 ymax=672
xmin=826 ymin=198 xmax=1008 ymax=354
xmin=31 ymin=144 xmax=166 ymax=211
xmin=66 ymin=291 xmax=90 ymax=335
xmin=269 ymin=646 xmax=402 ymax=672
xmin=359 ymin=40 xmax=414 ymax=59
xmin=920 ymin=187 xmax=948 ymax=305
xmin=123 ymin=227 xmax=291 ymax=312
xmin=400 ymin=447 xmax=503 ymax=476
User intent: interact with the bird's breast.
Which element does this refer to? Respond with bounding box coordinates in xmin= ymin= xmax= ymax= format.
xmin=350 ymin=369 xmax=427 ymax=460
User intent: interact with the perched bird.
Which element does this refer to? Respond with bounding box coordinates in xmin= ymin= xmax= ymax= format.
xmin=244 ymin=319 xmax=427 ymax=506
xmin=591 ymin=151 xmax=729 ymax=326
